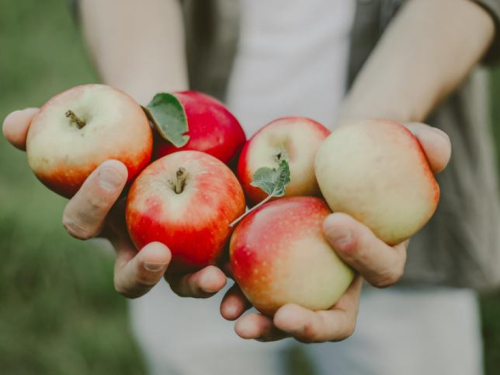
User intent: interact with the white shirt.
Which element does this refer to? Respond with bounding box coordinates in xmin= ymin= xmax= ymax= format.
xmin=227 ymin=0 xmax=356 ymax=135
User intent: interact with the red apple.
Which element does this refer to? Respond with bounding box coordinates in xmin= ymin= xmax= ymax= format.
xmin=126 ymin=150 xmax=246 ymax=274
xmin=230 ymin=197 xmax=355 ymax=316
xmin=26 ymin=84 xmax=153 ymax=198
xmin=237 ymin=117 xmax=330 ymax=205
xmin=154 ymin=91 xmax=246 ymax=165
xmin=315 ymin=120 xmax=440 ymax=245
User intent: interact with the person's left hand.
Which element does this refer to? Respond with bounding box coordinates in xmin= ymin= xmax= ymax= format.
xmin=220 ymin=122 xmax=452 ymax=343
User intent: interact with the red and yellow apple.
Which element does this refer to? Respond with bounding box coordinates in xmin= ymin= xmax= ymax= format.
xmin=126 ymin=150 xmax=246 ymax=274
xmin=26 ymin=84 xmax=153 ymax=198
xmin=230 ymin=197 xmax=355 ymax=316
xmin=315 ymin=120 xmax=440 ymax=246
xmin=154 ymin=91 xmax=246 ymax=165
xmin=237 ymin=117 xmax=330 ymax=205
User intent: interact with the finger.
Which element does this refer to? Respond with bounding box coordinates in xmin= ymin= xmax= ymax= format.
xmin=167 ymin=265 xmax=227 ymax=298
xmin=62 ymin=160 xmax=128 ymax=239
xmin=220 ymin=262 xmax=234 ymax=279
xmin=2 ymin=108 xmax=39 ymax=150
xmin=273 ymin=276 xmax=363 ymax=343
xmin=234 ymin=313 xmax=289 ymax=342
xmin=220 ymin=283 xmax=252 ymax=320
xmin=113 ymin=240 xmax=172 ymax=299
xmin=323 ymin=213 xmax=407 ymax=287
xmin=405 ymin=123 xmax=452 ymax=174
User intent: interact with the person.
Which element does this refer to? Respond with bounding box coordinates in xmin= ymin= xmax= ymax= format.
xmin=3 ymin=0 xmax=500 ymax=374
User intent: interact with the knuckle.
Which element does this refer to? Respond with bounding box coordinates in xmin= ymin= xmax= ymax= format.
xmin=87 ymin=194 xmax=109 ymax=212
xmin=296 ymin=322 xmax=320 ymax=344
xmin=341 ymin=321 xmax=357 ymax=340
xmin=114 ymin=283 xmax=137 ymax=299
xmin=136 ymin=270 xmax=160 ymax=288
xmin=180 ymin=275 xmax=205 ymax=298
xmin=62 ymin=215 xmax=95 ymax=240
xmin=114 ymin=274 xmax=140 ymax=299
xmin=328 ymin=320 xmax=356 ymax=343
xmin=374 ymin=268 xmax=403 ymax=288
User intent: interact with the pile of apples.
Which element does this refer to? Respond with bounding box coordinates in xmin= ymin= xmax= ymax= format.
xmin=26 ymin=84 xmax=440 ymax=316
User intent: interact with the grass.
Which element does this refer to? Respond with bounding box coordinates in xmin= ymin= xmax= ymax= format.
xmin=0 ymin=0 xmax=145 ymax=373
xmin=1 ymin=0 xmax=500 ymax=374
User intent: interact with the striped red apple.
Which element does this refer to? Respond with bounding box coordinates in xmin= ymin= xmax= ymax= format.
xmin=230 ymin=197 xmax=355 ymax=316
xmin=237 ymin=117 xmax=329 ymax=205
xmin=126 ymin=151 xmax=246 ymax=274
xmin=26 ymin=84 xmax=153 ymax=198
xmin=151 ymin=91 xmax=246 ymax=166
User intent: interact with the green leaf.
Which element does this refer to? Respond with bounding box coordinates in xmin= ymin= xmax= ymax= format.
xmin=229 ymin=160 xmax=291 ymax=227
xmin=142 ymin=93 xmax=190 ymax=148
xmin=251 ymin=160 xmax=291 ymax=198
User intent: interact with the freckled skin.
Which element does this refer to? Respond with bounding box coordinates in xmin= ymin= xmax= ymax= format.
xmin=154 ymin=91 xmax=247 ymax=165
xmin=26 ymin=84 xmax=153 ymax=198
xmin=126 ymin=151 xmax=246 ymax=274
xmin=237 ymin=117 xmax=330 ymax=206
xmin=230 ymin=197 xmax=354 ymax=316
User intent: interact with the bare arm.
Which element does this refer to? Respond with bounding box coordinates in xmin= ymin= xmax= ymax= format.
xmin=80 ymin=0 xmax=189 ymax=104
xmin=339 ymin=0 xmax=496 ymax=124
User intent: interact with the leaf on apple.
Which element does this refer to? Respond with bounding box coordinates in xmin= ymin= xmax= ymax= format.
xmin=230 ymin=160 xmax=291 ymax=227
xmin=251 ymin=160 xmax=290 ymax=198
xmin=142 ymin=93 xmax=190 ymax=148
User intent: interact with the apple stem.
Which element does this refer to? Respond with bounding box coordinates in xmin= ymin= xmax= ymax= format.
xmin=229 ymin=194 xmax=274 ymax=228
xmin=275 ymin=148 xmax=289 ymax=163
xmin=171 ymin=167 xmax=187 ymax=194
xmin=65 ymin=110 xmax=86 ymax=129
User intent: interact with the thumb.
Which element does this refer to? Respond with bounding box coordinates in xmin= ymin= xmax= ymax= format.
xmin=405 ymin=123 xmax=452 ymax=174
xmin=2 ymin=108 xmax=39 ymax=150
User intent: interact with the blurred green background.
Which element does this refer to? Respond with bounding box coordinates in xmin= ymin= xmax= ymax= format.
xmin=1 ymin=0 xmax=500 ymax=374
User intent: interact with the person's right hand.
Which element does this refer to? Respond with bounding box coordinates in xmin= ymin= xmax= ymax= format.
xmin=3 ymin=108 xmax=228 ymax=299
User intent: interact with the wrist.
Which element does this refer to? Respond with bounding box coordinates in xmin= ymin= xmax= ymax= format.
xmin=337 ymin=95 xmax=426 ymax=127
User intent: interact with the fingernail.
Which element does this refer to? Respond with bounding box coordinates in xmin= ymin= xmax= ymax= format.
xmin=325 ymin=227 xmax=353 ymax=251
xmin=430 ymin=127 xmax=450 ymax=142
xmin=144 ymin=262 xmax=167 ymax=272
xmin=99 ymin=168 xmax=124 ymax=190
xmin=412 ymin=125 xmax=449 ymax=143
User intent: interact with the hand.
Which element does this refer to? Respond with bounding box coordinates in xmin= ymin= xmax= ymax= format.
xmin=3 ymin=108 xmax=227 ymax=299
xmin=220 ymin=122 xmax=452 ymax=342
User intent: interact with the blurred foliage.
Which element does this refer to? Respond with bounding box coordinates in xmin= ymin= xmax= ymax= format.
xmin=480 ymin=68 xmax=500 ymax=375
xmin=0 ymin=0 xmax=145 ymax=374
xmin=1 ymin=0 xmax=500 ymax=374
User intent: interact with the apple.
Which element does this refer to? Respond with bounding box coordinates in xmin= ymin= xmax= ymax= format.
xmin=315 ymin=120 xmax=440 ymax=246
xmin=126 ymin=150 xmax=246 ymax=274
xmin=237 ymin=117 xmax=330 ymax=205
xmin=230 ymin=197 xmax=355 ymax=316
xmin=26 ymin=84 xmax=153 ymax=198
xmin=154 ymin=91 xmax=246 ymax=165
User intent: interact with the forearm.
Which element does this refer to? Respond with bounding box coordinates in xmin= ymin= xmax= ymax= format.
xmin=339 ymin=0 xmax=495 ymax=124
xmin=80 ymin=0 xmax=188 ymax=104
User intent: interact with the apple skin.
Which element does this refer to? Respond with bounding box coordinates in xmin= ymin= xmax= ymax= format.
xmin=26 ymin=84 xmax=153 ymax=198
xmin=126 ymin=150 xmax=246 ymax=274
xmin=237 ymin=117 xmax=330 ymax=205
xmin=230 ymin=197 xmax=355 ymax=316
xmin=154 ymin=91 xmax=247 ymax=166
xmin=315 ymin=120 xmax=440 ymax=246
